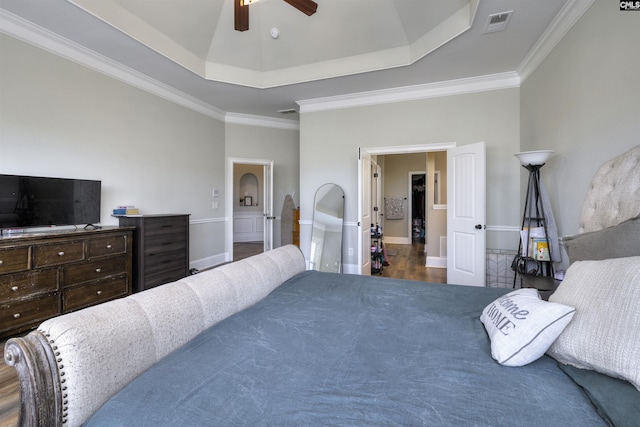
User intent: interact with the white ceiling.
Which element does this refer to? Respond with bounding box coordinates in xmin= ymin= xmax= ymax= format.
xmin=0 ymin=0 xmax=587 ymax=123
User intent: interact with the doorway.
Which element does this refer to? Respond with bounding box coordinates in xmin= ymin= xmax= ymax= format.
xmin=358 ymin=142 xmax=486 ymax=286
xmin=226 ymin=157 xmax=274 ymax=262
xmin=376 ymin=155 xmax=444 ymax=280
xmin=359 ymin=144 xmax=453 ymax=281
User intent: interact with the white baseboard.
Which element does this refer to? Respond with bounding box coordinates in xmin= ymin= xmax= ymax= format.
xmin=342 ymin=263 xmax=360 ymax=275
xmin=191 ymin=253 xmax=228 ymax=271
xmin=426 ymin=256 xmax=447 ymax=269
xmin=384 ymin=236 xmax=411 ymax=244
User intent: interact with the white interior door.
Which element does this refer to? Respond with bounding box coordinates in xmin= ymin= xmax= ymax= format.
xmin=446 ymin=141 xmax=486 ymax=286
xmin=263 ymin=161 xmax=274 ymax=252
xmin=358 ymin=148 xmax=373 ymax=275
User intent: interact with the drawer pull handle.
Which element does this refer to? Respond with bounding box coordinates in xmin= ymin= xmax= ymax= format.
xmin=58 ymin=251 xmax=65 ymax=257
xmin=106 ymin=244 xmax=112 ymax=249
xmin=13 ymin=313 xmax=21 ymax=319
xmin=11 ymin=286 xmax=19 ymax=292
xmin=96 ymin=290 xmax=103 ymax=295
xmin=95 ymin=268 xmax=102 ymax=273
xmin=0 ymin=260 xmax=3 ymax=266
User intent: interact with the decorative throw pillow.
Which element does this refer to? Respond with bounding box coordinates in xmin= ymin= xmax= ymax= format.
xmin=562 ymin=214 xmax=640 ymax=264
xmin=480 ymin=289 xmax=575 ymax=367
xmin=547 ymin=256 xmax=640 ymax=391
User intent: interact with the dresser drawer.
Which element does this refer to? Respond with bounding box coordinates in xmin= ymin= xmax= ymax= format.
xmin=144 ymin=249 xmax=187 ymax=275
xmin=63 ymin=276 xmax=128 ymax=312
xmin=63 ymin=255 xmax=128 ymax=286
xmin=34 ymin=241 xmax=84 ymax=267
xmin=144 ymin=233 xmax=187 ymax=256
xmin=0 ymin=247 xmax=30 ymax=274
xmin=144 ymin=267 xmax=188 ymax=290
xmin=0 ymin=269 xmax=58 ymax=300
xmin=88 ymin=234 xmax=127 ymax=258
xmin=143 ymin=216 xmax=187 ymax=237
xmin=0 ymin=293 xmax=59 ymax=333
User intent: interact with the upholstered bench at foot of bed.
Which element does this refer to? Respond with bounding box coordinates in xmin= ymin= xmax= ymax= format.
xmin=4 ymin=244 xmax=305 ymax=427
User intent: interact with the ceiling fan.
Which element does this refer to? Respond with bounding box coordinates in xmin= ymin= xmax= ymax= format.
xmin=235 ymin=0 xmax=318 ymax=31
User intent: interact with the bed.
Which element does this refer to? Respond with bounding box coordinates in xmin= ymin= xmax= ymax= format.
xmin=4 ymin=145 xmax=640 ymax=427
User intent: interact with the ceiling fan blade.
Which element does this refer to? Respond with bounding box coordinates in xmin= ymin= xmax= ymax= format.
xmin=235 ymin=0 xmax=249 ymax=31
xmin=283 ymin=0 xmax=318 ymax=16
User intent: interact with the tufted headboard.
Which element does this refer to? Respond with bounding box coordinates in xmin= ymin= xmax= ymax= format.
xmin=578 ymin=145 xmax=640 ymax=233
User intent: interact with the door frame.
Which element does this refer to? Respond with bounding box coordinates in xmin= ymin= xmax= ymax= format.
xmin=226 ymin=157 xmax=274 ymax=262
xmin=358 ymin=143 xmax=456 ymax=275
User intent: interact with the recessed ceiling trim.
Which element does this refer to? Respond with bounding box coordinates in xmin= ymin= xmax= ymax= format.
xmin=206 ymin=46 xmax=412 ymax=89
xmin=69 ymin=0 xmax=206 ymax=76
xmin=297 ymin=72 xmax=521 ymax=114
xmin=67 ymin=0 xmax=476 ymax=89
xmin=409 ymin=1 xmax=477 ymax=63
xmin=213 ymin=1 xmax=476 ymax=88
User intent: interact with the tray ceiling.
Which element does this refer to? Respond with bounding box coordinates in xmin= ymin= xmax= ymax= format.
xmin=70 ymin=0 xmax=473 ymax=88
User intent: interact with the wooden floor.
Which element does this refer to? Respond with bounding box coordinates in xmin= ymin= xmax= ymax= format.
xmin=0 ymin=340 xmax=19 ymax=427
xmin=233 ymin=241 xmax=264 ymax=261
xmin=380 ymin=241 xmax=447 ymax=283
xmin=0 ymin=241 xmax=444 ymax=426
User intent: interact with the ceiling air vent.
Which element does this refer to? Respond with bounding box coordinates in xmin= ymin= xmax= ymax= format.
xmin=278 ymin=108 xmax=298 ymax=115
xmin=484 ymin=11 xmax=512 ymax=34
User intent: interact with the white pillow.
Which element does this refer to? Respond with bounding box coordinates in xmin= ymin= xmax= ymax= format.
xmin=480 ymin=288 xmax=575 ymax=367
xmin=547 ymin=256 xmax=640 ymax=390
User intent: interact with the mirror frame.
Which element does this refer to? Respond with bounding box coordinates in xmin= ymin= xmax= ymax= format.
xmin=309 ymin=183 xmax=345 ymax=273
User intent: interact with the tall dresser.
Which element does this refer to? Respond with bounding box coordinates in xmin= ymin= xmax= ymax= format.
xmin=118 ymin=214 xmax=190 ymax=293
xmin=0 ymin=226 xmax=133 ymax=339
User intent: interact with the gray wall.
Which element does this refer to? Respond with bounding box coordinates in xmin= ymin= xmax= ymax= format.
xmin=521 ymin=1 xmax=640 ymax=267
xmin=0 ymin=33 xmax=300 ymax=269
xmin=299 ymin=88 xmax=522 ymax=269
xmin=0 ymin=34 xmax=226 ymax=267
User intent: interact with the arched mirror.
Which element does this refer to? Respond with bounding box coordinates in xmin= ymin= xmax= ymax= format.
xmin=309 ymin=183 xmax=345 ymax=273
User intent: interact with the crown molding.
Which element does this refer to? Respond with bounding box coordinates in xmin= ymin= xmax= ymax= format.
xmin=518 ymin=0 xmax=595 ymax=83
xmin=0 ymin=9 xmax=227 ymax=121
xmin=225 ymin=113 xmax=300 ymax=131
xmin=2 ymin=0 xmax=594 ymax=124
xmin=297 ymin=0 xmax=594 ymax=114
xmin=297 ymin=72 xmax=521 ymax=113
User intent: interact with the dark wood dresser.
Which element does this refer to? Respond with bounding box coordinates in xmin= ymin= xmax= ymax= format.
xmin=0 ymin=226 xmax=133 ymax=339
xmin=117 ymin=214 xmax=190 ymax=293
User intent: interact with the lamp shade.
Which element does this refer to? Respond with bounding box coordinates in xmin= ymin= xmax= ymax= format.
xmin=514 ymin=150 xmax=553 ymax=166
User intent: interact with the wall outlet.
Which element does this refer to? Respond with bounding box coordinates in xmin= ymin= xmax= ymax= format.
xmin=212 ymin=201 xmax=218 ymax=209
xmin=348 ymin=248 xmax=354 ymax=256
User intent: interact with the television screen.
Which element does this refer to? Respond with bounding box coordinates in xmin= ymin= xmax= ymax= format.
xmin=0 ymin=174 xmax=101 ymax=229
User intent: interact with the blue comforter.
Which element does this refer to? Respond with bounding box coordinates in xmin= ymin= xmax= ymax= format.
xmin=86 ymin=271 xmax=606 ymax=426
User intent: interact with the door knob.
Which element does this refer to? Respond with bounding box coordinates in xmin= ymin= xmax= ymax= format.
xmin=475 ymin=224 xmax=484 ymax=230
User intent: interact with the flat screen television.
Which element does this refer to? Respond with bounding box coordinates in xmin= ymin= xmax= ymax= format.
xmin=0 ymin=174 xmax=101 ymax=230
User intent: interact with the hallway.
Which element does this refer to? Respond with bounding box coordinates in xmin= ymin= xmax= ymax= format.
xmin=380 ymin=242 xmax=447 ymax=283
